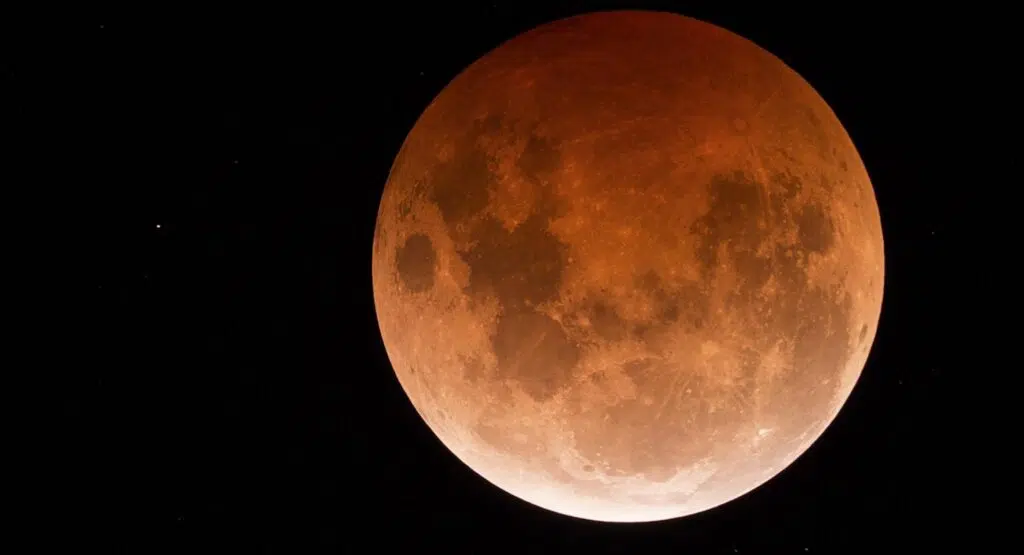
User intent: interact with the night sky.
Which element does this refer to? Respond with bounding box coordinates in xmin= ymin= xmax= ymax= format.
xmin=56 ymin=2 xmax=977 ymax=552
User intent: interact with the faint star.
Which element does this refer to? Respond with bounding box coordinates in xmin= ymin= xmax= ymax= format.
xmin=233 ymin=159 xmax=239 ymax=164
xmin=419 ymin=71 xmax=424 ymax=76
xmin=99 ymin=24 xmax=105 ymax=29
xmin=155 ymin=224 xmax=161 ymax=229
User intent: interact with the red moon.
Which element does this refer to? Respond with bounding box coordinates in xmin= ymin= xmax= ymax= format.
xmin=372 ymin=11 xmax=884 ymax=522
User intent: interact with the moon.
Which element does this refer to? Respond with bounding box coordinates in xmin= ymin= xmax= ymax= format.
xmin=372 ymin=11 xmax=883 ymax=522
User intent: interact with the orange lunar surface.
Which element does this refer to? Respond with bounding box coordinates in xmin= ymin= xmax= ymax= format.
xmin=371 ymin=10 xmax=884 ymax=522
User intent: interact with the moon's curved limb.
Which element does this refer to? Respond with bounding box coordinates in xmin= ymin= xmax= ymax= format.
xmin=372 ymin=10 xmax=883 ymax=523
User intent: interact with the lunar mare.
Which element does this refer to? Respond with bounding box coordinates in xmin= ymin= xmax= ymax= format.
xmin=372 ymin=11 xmax=884 ymax=522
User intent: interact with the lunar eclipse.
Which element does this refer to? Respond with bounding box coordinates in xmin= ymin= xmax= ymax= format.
xmin=372 ymin=10 xmax=884 ymax=522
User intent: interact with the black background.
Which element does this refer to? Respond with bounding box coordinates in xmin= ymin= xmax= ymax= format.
xmin=45 ymin=2 xmax=981 ymax=552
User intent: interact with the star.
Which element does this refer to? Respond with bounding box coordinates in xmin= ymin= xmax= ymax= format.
xmin=155 ymin=224 xmax=161 ymax=229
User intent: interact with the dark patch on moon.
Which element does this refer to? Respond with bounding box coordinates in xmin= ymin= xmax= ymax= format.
xmin=858 ymin=323 xmax=868 ymax=344
xmin=796 ymin=202 xmax=835 ymax=254
xmin=492 ymin=309 xmax=580 ymax=402
xmin=461 ymin=212 xmax=568 ymax=308
xmin=517 ymin=131 xmax=561 ymax=178
xmin=458 ymin=125 xmax=569 ymax=310
xmin=428 ymin=121 xmax=499 ymax=228
xmin=428 ymin=116 xmax=577 ymax=401
xmin=659 ymin=302 xmax=681 ymax=324
xmin=395 ymin=233 xmax=437 ymax=293
xmin=589 ymin=301 xmax=628 ymax=341
xmin=623 ymin=358 xmax=655 ymax=379
xmin=691 ymin=172 xmax=765 ymax=279
xmin=479 ymin=128 xmax=576 ymax=401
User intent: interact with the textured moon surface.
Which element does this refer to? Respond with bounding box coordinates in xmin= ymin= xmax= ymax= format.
xmin=372 ymin=11 xmax=884 ymax=522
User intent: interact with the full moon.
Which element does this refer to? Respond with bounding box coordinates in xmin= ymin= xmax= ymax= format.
xmin=372 ymin=11 xmax=883 ymax=522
